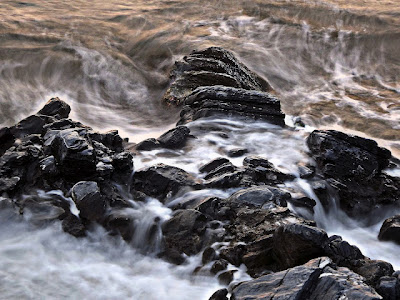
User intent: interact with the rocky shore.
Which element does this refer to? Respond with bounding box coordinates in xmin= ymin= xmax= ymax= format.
xmin=1 ymin=47 xmax=400 ymax=299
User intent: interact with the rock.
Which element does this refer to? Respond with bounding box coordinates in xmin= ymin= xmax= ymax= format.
xmin=135 ymin=138 xmax=161 ymax=151
xmin=307 ymin=130 xmax=391 ymax=179
xmin=39 ymin=156 xmax=59 ymax=176
xmin=62 ymin=214 xmax=86 ymax=237
xmin=157 ymin=125 xmax=191 ymax=149
xmin=204 ymin=162 xmax=237 ymax=180
xmin=378 ymin=215 xmax=400 ymax=245
xmin=289 ymin=196 xmax=316 ymax=211
xmin=10 ymin=115 xmax=47 ymax=138
xmin=89 ymin=130 xmax=124 ymax=152
xmin=231 ymin=257 xmax=382 ymax=300
xmin=227 ymin=148 xmax=248 ymax=158
xmin=376 ymin=276 xmax=400 ymax=300
xmin=0 ymin=127 xmax=15 ymax=156
xmin=199 ymin=157 xmax=230 ymax=173
xmin=229 ymin=185 xmax=290 ymax=208
xmin=243 ymin=156 xmax=275 ymax=169
xmin=308 ymin=265 xmax=383 ymax=300
xmin=208 ymin=288 xmax=228 ymax=300
xmin=218 ymin=270 xmax=236 ymax=285
xmin=323 ymin=235 xmax=364 ymax=266
xmin=162 ymin=209 xmax=213 ymax=256
xmin=37 ymin=97 xmax=71 ymax=119
xmin=178 ymin=86 xmax=285 ymax=126
xmin=202 ymin=247 xmax=217 ymax=264
xmin=133 ymin=163 xmax=198 ymax=200
xmin=210 ymin=259 xmax=229 ymax=274
xmin=354 ymin=259 xmax=394 ymax=288
xmin=299 ymin=165 xmax=315 ymax=179
xmin=243 ymin=155 xmax=295 ymax=183
xmin=71 ymin=181 xmax=106 ymax=222
xmin=163 ymin=47 xmax=272 ymax=106
xmin=51 ymin=129 xmax=96 ymax=180
xmin=232 ymin=257 xmax=331 ymax=300
xmin=273 ymin=223 xmax=329 ymax=269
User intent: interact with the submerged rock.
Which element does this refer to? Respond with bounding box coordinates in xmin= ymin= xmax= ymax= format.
xmin=71 ymin=181 xmax=106 ymax=222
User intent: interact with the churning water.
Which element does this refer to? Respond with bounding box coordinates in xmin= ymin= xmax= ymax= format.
xmin=1 ymin=0 xmax=400 ymax=299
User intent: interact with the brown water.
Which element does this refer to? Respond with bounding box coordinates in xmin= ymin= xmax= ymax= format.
xmin=0 ymin=0 xmax=399 ymax=153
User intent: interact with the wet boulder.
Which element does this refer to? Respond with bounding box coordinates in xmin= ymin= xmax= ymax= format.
xmin=307 ymin=130 xmax=391 ymax=179
xmin=10 ymin=115 xmax=48 ymax=138
xmin=0 ymin=127 xmax=15 ymax=156
xmin=71 ymin=181 xmax=106 ymax=222
xmin=163 ymin=47 xmax=272 ymax=106
xmin=378 ymin=215 xmax=400 ymax=245
xmin=133 ymin=163 xmax=198 ymax=201
xmin=353 ymin=259 xmax=394 ymax=288
xmin=273 ymin=223 xmax=329 ymax=269
xmin=306 ymin=130 xmax=400 ymax=218
xmin=62 ymin=214 xmax=86 ymax=237
xmin=228 ymin=185 xmax=290 ymax=208
xmin=135 ymin=138 xmax=161 ymax=151
xmin=376 ymin=276 xmax=400 ymax=300
xmin=208 ymin=289 xmax=228 ymax=300
xmin=37 ymin=97 xmax=71 ymax=119
xmin=199 ymin=157 xmax=230 ymax=173
xmin=157 ymin=125 xmax=191 ymax=149
xmin=162 ymin=209 xmax=213 ymax=256
xmin=50 ymin=129 xmax=96 ymax=180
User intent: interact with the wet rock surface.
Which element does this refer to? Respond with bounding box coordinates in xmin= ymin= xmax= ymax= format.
xmin=307 ymin=130 xmax=400 ymax=218
xmin=378 ymin=215 xmax=400 ymax=245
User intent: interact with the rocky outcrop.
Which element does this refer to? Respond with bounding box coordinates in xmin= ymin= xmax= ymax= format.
xmin=306 ymin=130 xmax=400 ymax=218
xmin=0 ymin=98 xmax=135 ymax=238
xmin=162 ymin=47 xmax=285 ymax=126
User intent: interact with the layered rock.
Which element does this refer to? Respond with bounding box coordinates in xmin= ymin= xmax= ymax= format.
xmin=162 ymin=47 xmax=285 ymax=126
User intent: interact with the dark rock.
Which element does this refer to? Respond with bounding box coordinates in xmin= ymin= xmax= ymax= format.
xmin=299 ymin=165 xmax=315 ymax=179
xmin=376 ymin=276 xmax=400 ymax=300
xmin=163 ymin=47 xmax=272 ymax=106
xmin=228 ymin=186 xmax=290 ymax=208
xmin=273 ymin=223 xmax=329 ymax=269
xmin=210 ymin=259 xmax=229 ymax=274
xmin=289 ymin=196 xmax=317 ymax=210
xmin=218 ymin=270 xmax=236 ymax=285
xmin=227 ymin=148 xmax=248 ymax=158
xmin=202 ymin=247 xmax=217 ymax=264
xmin=157 ymin=126 xmax=191 ymax=149
xmin=199 ymin=157 xmax=230 ymax=174
xmin=20 ymin=198 xmax=65 ymax=222
xmin=105 ymin=210 xmax=135 ymax=241
xmin=133 ymin=163 xmax=197 ymax=200
xmin=178 ymin=86 xmax=285 ymax=126
xmin=243 ymin=156 xmax=275 ymax=169
xmin=307 ymin=130 xmax=391 ymax=179
xmin=162 ymin=209 xmax=212 ymax=256
xmin=89 ymin=130 xmax=124 ymax=152
xmin=71 ymin=181 xmax=106 ymax=222
xmin=0 ymin=127 xmax=15 ymax=156
xmin=62 ymin=214 xmax=86 ymax=237
xmin=308 ymin=265 xmax=383 ymax=300
xmin=208 ymin=288 xmax=228 ymax=300
xmin=10 ymin=115 xmax=47 ymax=138
xmin=39 ymin=156 xmax=59 ymax=176
xmin=37 ymin=97 xmax=71 ymax=119
xmin=204 ymin=162 xmax=237 ymax=180
xmin=158 ymin=247 xmax=186 ymax=265
xmin=135 ymin=138 xmax=161 ymax=151
xmin=232 ymin=257 xmax=331 ymax=300
xmin=354 ymin=260 xmax=394 ymax=288
xmin=323 ymin=235 xmax=364 ymax=265
xmin=378 ymin=215 xmax=400 ymax=245
xmin=51 ymin=129 xmax=96 ymax=180
xmin=231 ymin=257 xmax=382 ymax=300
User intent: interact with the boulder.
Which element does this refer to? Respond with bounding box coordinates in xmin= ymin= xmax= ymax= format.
xmin=273 ymin=223 xmax=329 ymax=269
xmin=135 ymin=138 xmax=161 ymax=151
xmin=71 ymin=181 xmax=106 ymax=222
xmin=228 ymin=185 xmax=290 ymax=208
xmin=208 ymin=289 xmax=228 ymax=300
xmin=163 ymin=47 xmax=272 ymax=106
xmin=376 ymin=276 xmax=400 ymax=300
xmin=37 ymin=97 xmax=71 ymax=119
xmin=62 ymin=214 xmax=86 ymax=237
xmin=157 ymin=125 xmax=191 ymax=149
xmin=199 ymin=157 xmax=230 ymax=173
xmin=307 ymin=130 xmax=391 ymax=179
xmin=378 ymin=215 xmax=400 ymax=245
xmin=133 ymin=163 xmax=198 ymax=200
